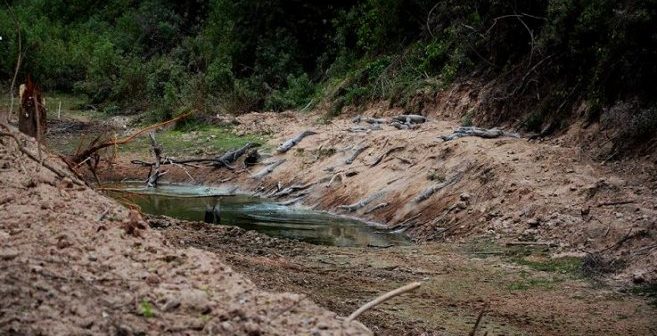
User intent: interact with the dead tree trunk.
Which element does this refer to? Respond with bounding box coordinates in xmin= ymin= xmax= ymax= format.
xmin=146 ymin=132 xmax=165 ymax=187
xmin=18 ymin=78 xmax=47 ymax=141
xmin=277 ymin=130 xmax=317 ymax=153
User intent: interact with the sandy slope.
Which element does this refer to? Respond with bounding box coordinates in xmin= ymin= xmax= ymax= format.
xmin=0 ymin=127 xmax=369 ymax=335
xmin=103 ymin=109 xmax=657 ymax=284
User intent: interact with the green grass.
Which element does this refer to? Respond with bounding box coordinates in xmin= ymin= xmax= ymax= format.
xmin=123 ymin=125 xmax=267 ymax=157
xmin=138 ymin=299 xmax=154 ymax=318
xmin=629 ymin=283 xmax=657 ymax=308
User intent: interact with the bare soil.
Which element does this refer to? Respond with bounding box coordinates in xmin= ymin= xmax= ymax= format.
xmin=0 ymin=127 xmax=369 ymax=335
xmin=154 ymin=216 xmax=657 ymax=336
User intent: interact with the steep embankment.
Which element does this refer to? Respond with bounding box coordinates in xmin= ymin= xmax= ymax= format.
xmin=0 ymin=126 xmax=370 ymax=335
xmin=103 ymin=108 xmax=657 ymax=284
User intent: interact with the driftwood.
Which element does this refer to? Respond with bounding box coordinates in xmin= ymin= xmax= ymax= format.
xmin=349 ymin=124 xmax=381 ymax=133
xmin=278 ymin=194 xmax=307 ymax=206
xmin=391 ymin=122 xmax=421 ymax=130
xmin=277 ymin=130 xmax=317 ymax=153
xmin=337 ymin=191 xmax=385 ymax=212
xmin=252 ymin=159 xmax=286 ymax=179
xmin=414 ymin=172 xmax=463 ymax=203
xmin=440 ymin=126 xmax=519 ymax=141
xmin=215 ymin=142 xmax=260 ymax=167
xmin=345 ymin=144 xmax=369 ymax=165
xmin=271 ymin=183 xmax=314 ymax=198
xmin=325 ymin=173 xmax=344 ymax=188
xmin=146 ymin=132 xmax=166 ymax=187
xmin=370 ymin=146 xmax=405 ymax=167
xmin=392 ymin=114 xmax=427 ymax=124
xmin=364 ymin=202 xmax=389 ymax=214
xmin=345 ymin=282 xmax=422 ymax=324
xmin=352 ymin=115 xmax=387 ymax=124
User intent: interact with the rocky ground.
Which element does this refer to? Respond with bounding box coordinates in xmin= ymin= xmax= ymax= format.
xmin=0 ymin=126 xmax=370 ymax=335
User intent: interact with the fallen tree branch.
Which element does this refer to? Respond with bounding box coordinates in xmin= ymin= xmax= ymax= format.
xmin=346 ymin=144 xmax=369 ymax=165
xmin=338 ymin=190 xmax=385 ymax=212
xmin=271 ymin=182 xmax=314 ymax=198
xmin=252 ymin=159 xmax=286 ymax=179
xmin=69 ymin=112 xmax=191 ymax=164
xmin=325 ymin=173 xmax=344 ymax=188
xmin=277 ymin=130 xmax=317 ymax=153
xmin=146 ymin=132 xmax=165 ymax=188
xmin=468 ymin=303 xmax=488 ymax=336
xmin=392 ymin=114 xmax=427 ymax=124
xmin=597 ymin=200 xmax=635 ymax=207
xmin=364 ymin=202 xmax=389 ymax=214
xmin=440 ymin=126 xmax=519 ymax=141
xmin=215 ymin=142 xmax=260 ymax=167
xmin=352 ymin=115 xmax=387 ymax=124
xmin=344 ymin=282 xmax=422 ymax=324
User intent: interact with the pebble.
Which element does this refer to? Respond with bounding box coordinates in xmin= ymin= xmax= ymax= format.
xmin=527 ymin=218 xmax=540 ymax=228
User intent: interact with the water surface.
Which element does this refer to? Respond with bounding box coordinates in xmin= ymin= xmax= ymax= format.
xmin=106 ymin=183 xmax=409 ymax=247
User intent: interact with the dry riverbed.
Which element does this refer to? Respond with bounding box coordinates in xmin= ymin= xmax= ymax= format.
xmin=38 ymin=105 xmax=657 ymax=335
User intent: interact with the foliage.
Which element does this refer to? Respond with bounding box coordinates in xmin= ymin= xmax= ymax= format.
xmin=1 ymin=0 xmax=657 ymax=145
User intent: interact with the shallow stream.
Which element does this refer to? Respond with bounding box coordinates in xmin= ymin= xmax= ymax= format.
xmin=105 ymin=183 xmax=409 ymax=247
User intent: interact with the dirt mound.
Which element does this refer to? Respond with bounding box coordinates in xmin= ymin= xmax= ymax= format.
xmin=0 ymin=126 xmax=370 ymax=335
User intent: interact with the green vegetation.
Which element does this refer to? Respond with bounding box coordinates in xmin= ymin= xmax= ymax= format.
xmin=138 ymin=299 xmax=154 ymax=318
xmin=2 ymin=0 xmax=657 ymax=147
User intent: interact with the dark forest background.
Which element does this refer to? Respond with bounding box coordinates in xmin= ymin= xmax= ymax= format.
xmin=2 ymin=0 xmax=657 ymax=144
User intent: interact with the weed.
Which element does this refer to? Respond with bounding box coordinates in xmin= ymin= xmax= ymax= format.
xmin=138 ymin=299 xmax=154 ymax=318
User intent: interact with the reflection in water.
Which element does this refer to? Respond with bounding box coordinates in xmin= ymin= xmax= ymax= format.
xmin=106 ymin=184 xmax=409 ymax=247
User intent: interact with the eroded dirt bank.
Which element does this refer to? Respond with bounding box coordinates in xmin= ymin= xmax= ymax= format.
xmin=0 ymin=127 xmax=369 ymax=335
xmin=101 ymin=109 xmax=657 ymax=284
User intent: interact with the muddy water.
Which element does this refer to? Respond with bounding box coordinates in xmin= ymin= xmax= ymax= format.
xmin=106 ymin=183 xmax=409 ymax=247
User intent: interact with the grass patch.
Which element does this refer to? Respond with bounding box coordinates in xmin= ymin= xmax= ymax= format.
xmin=629 ymin=283 xmax=657 ymax=308
xmin=507 ymin=271 xmax=558 ymax=291
xmin=138 ymin=299 xmax=154 ymax=318
xmin=123 ymin=125 xmax=267 ymax=157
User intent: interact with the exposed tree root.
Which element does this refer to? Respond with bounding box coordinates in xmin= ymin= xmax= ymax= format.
xmin=346 ymin=144 xmax=369 ymax=165
xmin=337 ymin=190 xmax=385 ymax=212
xmin=370 ymin=146 xmax=405 ymax=167
xmin=414 ymin=172 xmax=464 ymax=203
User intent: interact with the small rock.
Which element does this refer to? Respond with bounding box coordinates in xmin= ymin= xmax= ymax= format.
xmin=615 ymin=212 xmax=624 ymax=218
xmin=459 ymin=193 xmax=471 ymax=201
xmin=161 ymin=298 xmax=181 ymax=312
xmin=632 ymin=272 xmax=646 ymax=284
xmin=455 ymin=201 xmax=467 ymax=210
xmin=61 ymin=177 xmax=74 ymax=189
xmin=527 ymin=218 xmax=540 ymax=228
xmin=581 ymin=207 xmax=590 ymax=216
